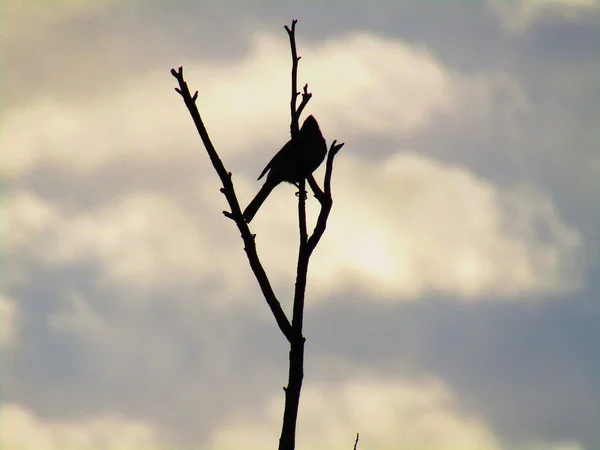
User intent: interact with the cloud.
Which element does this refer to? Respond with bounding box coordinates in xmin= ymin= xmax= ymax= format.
xmin=4 ymin=0 xmax=114 ymax=34
xmin=1 ymin=190 xmax=254 ymax=303
xmin=3 ymin=25 xmax=572 ymax=304
xmin=490 ymin=0 xmax=599 ymax=33
xmin=47 ymin=291 xmax=107 ymax=337
xmin=3 ymin=5 xmax=597 ymax=449
xmin=2 ymin=29 xmax=514 ymax=180
xmin=0 ymin=296 xmax=19 ymax=349
xmin=3 ymin=149 xmax=583 ymax=307
xmin=270 ymin=153 xmax=584 ymax=302
xmin=0 ymin=404 xmax=162 ymax=450
xmin=206 ymin=373 xmax=583 ymax=450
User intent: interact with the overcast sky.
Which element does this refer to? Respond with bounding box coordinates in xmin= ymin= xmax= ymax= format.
xmin=2 ymin=1 xmax=599 ymax=449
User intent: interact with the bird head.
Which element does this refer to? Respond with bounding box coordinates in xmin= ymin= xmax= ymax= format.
xmin=301 ymin=115 xmax=320 ymax=133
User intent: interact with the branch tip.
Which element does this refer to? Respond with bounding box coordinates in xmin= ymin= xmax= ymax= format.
xmin=353 ymin=433 xmax=360 ymax=450
xmin=332 ymin=142 xmax=345 ymax=155
xmin=170 ymin=66 xmax=183 ymax=79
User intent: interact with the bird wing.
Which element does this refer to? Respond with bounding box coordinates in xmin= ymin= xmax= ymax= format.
xmin=257 ymin=157 xmax=274 ymax=180
xmin=257 ymin=139 xmax=293 ymax=180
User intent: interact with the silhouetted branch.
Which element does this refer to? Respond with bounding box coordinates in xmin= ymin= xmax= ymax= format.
xmin=353 ymin=433 xmax=360 ymax=450
xmin=297 ymin=84 xmax=312 ymax=121
xmin=285 ymin=20 xmax=312 ymax=138
xmin=170 ymin=67 xmax=293 ymax=342
xmin=279 ymin=19 xmax=308 ymax=450
xmin=280 ymin=19 xmax=344 ymax=450
xmin=306 ymin=174 xmax=324 ymax=202
xmin=307 ymin=140 xmax=344 ymax=253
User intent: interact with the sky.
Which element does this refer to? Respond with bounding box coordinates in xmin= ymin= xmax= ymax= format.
xmin=2 ymin=0 xmax=600 ymax=449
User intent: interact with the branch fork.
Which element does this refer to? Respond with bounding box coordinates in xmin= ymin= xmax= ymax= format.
xmin=171 ymin=20 xmax=344 ymax=450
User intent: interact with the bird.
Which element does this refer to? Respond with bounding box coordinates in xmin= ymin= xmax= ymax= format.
xmin=243 ymin=115 xmax=327 ymax=223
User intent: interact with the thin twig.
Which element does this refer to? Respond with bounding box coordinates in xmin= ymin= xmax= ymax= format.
xmin=353 ymin=433 xmax=360 ymax=450
xmin=307 ymin=140 xmax=344 ymax=253
xmin=284 ymin=22 xmax=313 ymax=139
xmin=284 ymin=20 xmax=301 ymax=137
xmin=297 ymin=83 xmax=313 ymax=122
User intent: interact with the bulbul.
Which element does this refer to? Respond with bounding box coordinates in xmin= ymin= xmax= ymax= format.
xmin=243 ymin=115 xmax=327 ymax=223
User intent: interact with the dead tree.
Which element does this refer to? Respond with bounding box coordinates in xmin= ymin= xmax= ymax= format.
xmin=171 ymin=20 xmax=344 ymax=450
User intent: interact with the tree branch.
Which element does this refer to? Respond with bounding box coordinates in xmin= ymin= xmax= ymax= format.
xmin=307 ymin=140 xmax=344 ymax=254
xmin=306 ymin=174 xmax=325 ymax=203
xmin=284 ymin=20 xmax=312 ymax=138
xmin=170 ymin=67 xmax=293 ymax=342
xmin=353 ymin=433 xmax=360 ymax=450
xmin=280 ymin=20 xmax=344 ymax=450
xmin=173 ymin=18 xmax=344 ymax=450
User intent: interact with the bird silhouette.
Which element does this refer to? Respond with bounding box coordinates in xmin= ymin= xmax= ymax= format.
xmin=243 ymin=115 xmax=327 ymax=223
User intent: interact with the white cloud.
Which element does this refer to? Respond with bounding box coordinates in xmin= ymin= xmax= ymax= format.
xmin=0 ymin=404 xmax=162 ymax=450
xmin=1 ymin=30 xmax=515 ymax=180
xmin=1 ymin=25 xmax=580 ymax=304
xmin=1 ymin=190 xmax=254 ymax=303
xmin=1 ymin=192 xmax=64 ymax=260
xmin=1 ymin=380 xmax=583 ymax=450
xmin=299 ymin=33 xmax=458 ymax=136
xmin=2 ymin=151 xmax=583 ymax=307
xmin=207 ymin=375 xmax=498 ymax=450
xmin=490 ymin=0 xmax=599 ymax=33
xmin=206 ymin=373 xmax=582 ymax=450
xmin=258 ymin=153 xmax=584 ymax=302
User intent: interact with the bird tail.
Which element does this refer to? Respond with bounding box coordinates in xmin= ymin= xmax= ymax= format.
xmin=243 ymin=178 xmax=278 ymax=223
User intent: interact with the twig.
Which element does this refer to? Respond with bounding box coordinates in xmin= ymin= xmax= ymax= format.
xmin=284 ymin=20 xmax=312 ymax=138
xmin=307 ymin=174 xmax=325 ymax=203
xmin=307 ymin=140 xmax=344 ymax=254
xmin=353 ymin=433 xmax=360 ymax=450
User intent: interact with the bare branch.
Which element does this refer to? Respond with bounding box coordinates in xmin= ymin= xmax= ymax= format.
xmin=280 ymin=19 xmax=310 ymax=450
xmin=307 ymin=140 xmax=344 ymax=253
xmin=353 ymin=433 xmax=360 ymax=450
xmin=170 ymin=66 xmax=293 ymax=342
xmin=174 ymin=20 xmax=344 ymax=450
xmin=296 ymin=83 xmax=312 ymax=119
xmin=285 ymin=19 xmax=312 ymax=138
